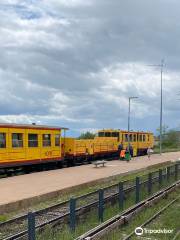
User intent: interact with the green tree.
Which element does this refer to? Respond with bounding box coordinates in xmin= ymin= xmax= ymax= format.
xmin=156 ymin=125 xmax=169 ymax=139
xmin=156 ymin=125 xmax=180 ymax=149
xmin=163 ymin=130 xmax=179 ymax=148
xmin=78 ymin=131 xmax=96 ymax=139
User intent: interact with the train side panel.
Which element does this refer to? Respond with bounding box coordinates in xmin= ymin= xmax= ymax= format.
xmin=0 ymin=126 xmax=62 ymax=169
xmin=93 ymin=137 xmax=118 ymax=155
xmin=97 ymin=130 xmax=154 ymax=157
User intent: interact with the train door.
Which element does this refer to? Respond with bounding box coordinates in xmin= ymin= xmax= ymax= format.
xmin=9 ymin=128 xmax=26 ymax=164
xmin=137 ymin=133 xmax=143 ymax=155
xmin=39 ymin=130 xmax=61 ymax=162
xmin=129 ymin=133 xmax=135 ymax=156
xmin=134 ymin=133 xmax=138 ymax=156
xmin=0 ymin=128 xmax=9 ymax=165
xmin=26 ymin=129 xmax=41 ymax=161
xmin=53 ymin=131 xmax=61 ymax=159
xmin=88 ymin=140 xmax=94 ymax=155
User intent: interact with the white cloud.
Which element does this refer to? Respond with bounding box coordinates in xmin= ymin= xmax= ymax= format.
xmin=0 ymin=0 xmax=180 ymax=135
xmin=44 ymin=0 xmax=94 ymax=7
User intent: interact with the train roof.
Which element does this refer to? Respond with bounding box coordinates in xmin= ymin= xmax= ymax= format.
xmin=97 ymin=129 xmax=153 ymax=134
xmin=0 ymin=123 xmax=68 ymax=131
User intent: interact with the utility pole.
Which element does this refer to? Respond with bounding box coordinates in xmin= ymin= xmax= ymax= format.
xmin=148 ymin=59 xmax=164 ymax=155
xmin=159 ymin=59 xmax=164 ymax=155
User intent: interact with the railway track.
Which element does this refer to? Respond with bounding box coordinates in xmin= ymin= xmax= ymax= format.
xmin=123 ymin=195 xmax=180 ymax=240
xmin=0 ymin=165 xmax=178 ymax=240
xmin=76 ymin=180 xmax=180 ymax=240
xmin=0 ymin=171 xmax=164 ymax=240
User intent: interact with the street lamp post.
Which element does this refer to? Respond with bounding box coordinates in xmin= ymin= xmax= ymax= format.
xmin=128 ymin=97 xmax=138 ymax=154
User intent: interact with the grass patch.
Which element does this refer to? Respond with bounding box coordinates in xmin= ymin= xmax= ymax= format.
xmin=0 ymin=215 xmax=8 ymax=222
xmin=101 ymin=188 xmax=180 ymax=240
xmin=142 ymin=198 xmax=180 ymax=240
xmin=153 ymin=146 xmax=180 ymax=154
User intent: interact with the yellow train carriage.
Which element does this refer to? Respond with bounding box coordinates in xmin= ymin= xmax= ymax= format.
xmin=97 ymin=129 xmax=154 ymax=156
xmin=62 ymin=137 xmax=118 ymax=158
xmin=61 ymin=137 xmax=93 ymax=157
xmin=0 ymin=123 xmax=67 ymax=169
xmin=61 ymin=137 xmax=93 ymax=165
xmin=62 ymin=136 xmax=118 ymax=164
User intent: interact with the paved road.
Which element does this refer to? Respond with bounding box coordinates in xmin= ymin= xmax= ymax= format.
xmin=0 ymin=151 xmax=179 ymax=209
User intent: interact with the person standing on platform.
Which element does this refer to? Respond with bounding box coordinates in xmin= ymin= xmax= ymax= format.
xmin=118 ymin=142 xmax=123 ymax=159
xmin=147 ymin=146 xmax=153 ymax=160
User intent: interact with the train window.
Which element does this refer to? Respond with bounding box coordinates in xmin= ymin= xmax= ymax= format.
xmin=143 ymin=135 xmax=146 ymax=142
xmin=148 ymin=135 xmax=150 ymax=141
xmin=0 ymin=133 xmax=6 ymax=148
xmin=133 ymin=134 xmax=136 ymax=142
xmin=112 ymin=132 xmax=119 ymax=140
xmin=105 ymin=132 xmax=111 ymax=137
xmin=129 ymin=134 xmax=133 ymax=142
xmin=12 ymin=133 xmax=23 ymax=148
xmin=98 ymin=132 xmax=104 ymax=137
xmin=139 ymin=135 xmax=142 ymax=142
xmin=55 ymin=134 xmax=60 ymax=146
xmin=28 ymin=134 xmax=38 ymax=147
xmin=43 ymin=134 xmax=51 ymax=147
xmin=125 ymin=134 xmax=128 ymax=142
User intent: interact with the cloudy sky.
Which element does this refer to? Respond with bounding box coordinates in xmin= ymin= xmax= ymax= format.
xmin=0 ymin=0 xmax=180 ymax=136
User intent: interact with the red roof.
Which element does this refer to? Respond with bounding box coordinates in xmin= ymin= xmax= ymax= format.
xmin=0 ymin=123 xmax=68 ymax=131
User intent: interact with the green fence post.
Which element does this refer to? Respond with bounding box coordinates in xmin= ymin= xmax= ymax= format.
xmin=135 ymin=177 xmax=140 ymax=204
xmin=28 ymin=212 xmax=35 ymax=240
xmin=175 ymin=164 xmax=178 ymax=181
xmin=98 ymin=189 xmax=104 ymax=222
xmin=159 ymin=169 xmax=162 ymax=188
xmin=148 ymin=173 xmax=152 ymax=195
xmin=69 ymin=198 xmax=76 ymax=232
xmin=118 ymin=182 xmax=124 ymax=210
xmin=167 ymin=166 xmax=170 ymax=181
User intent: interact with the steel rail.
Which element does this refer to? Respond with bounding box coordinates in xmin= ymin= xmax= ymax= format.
xmin=173 ymin=230 xmax=180 ymax=240
xmin=124 ymin=196 xmax=180 ymax=240
xmin=76 ymin=180 xmax=180 ymax=240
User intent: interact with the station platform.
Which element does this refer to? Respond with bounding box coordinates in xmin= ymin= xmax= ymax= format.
xmin=0 ymin=151 xmax=179 ymax=214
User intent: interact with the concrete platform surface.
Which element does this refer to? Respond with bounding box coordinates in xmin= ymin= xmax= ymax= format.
xmin=0 ymin=152 xmax=179 ymax=208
